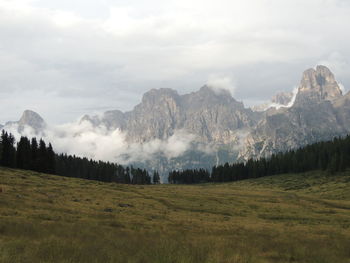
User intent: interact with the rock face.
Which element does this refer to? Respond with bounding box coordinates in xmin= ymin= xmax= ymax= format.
xmin=252 ymin=91 xmax=294 ymax=112
xmin=295 ymin=65 xmax=342 ymax=105
xmin=271 ymin=92 xmax=294 ymax=105
xmin=18 ymin=110 xmax=46 ymax=129
xmin=239 ymin=65 xmax=347 ymax=160
xmin=80 ymin=110 xmax=125 ymax=130
xmin=82 ymin=65 xmax=349 ymax=166
xmin=83 ymin=86 xmax=259 ymax=145
xmin=7 ymin=110 xmax=47 ymax=134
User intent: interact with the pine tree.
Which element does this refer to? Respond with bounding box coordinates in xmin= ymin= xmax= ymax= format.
xmin=16 ymin=136 xmax=31 ymax=169
xmin=46 ymin=143 xmax=56 ymax=174
xmin=31 ymin=138 xmax=38 ymax=171
xmin=0 ymin=130 xmax=3 ymax=164
xmin=37 ymin=139 xmax=47 ymax=173
xmin=153 ymin=171 xmax=160 ymax=184
xmin=0 ymin=131 xmax=16 ymax=168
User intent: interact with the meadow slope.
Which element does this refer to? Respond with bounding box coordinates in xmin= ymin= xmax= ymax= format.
xmin=1 ymin=167 xmax=350 ymax=263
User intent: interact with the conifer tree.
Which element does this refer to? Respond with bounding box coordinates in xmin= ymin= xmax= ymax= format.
xmin=31 ymin=138 xmax=38 ymax=171
xmin=0 ymin=131 xmax=16 ymax=167
xmin=153 ymin=171 xmax=160 ymax=184
xmin=46 ymin=143 xmax=56 ymax=174
xmin=16 ymin=136 xmax=31 ymax=169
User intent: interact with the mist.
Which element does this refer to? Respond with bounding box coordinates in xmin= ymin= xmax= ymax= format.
xmin=3 ymin=119 xmax=213 ymax=166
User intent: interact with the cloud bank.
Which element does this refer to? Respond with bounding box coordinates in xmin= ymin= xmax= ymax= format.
xmin=4 ymin=120 xmax=205 ymax=165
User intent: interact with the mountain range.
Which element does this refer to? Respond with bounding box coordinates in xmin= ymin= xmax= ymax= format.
xmin=2 ymin=65 xmax=349 ymax=177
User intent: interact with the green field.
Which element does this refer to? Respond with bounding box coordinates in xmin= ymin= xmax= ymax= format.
xmin=1 ymin=167 xmax=350 ymax=263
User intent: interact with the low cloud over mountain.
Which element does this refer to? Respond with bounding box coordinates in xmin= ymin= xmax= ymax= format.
xmin=2 ymin=66 xmax=350 ymax=177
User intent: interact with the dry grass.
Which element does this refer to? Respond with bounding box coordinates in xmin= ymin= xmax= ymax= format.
xmin=0 ymin=167 xmax=350 ymax=262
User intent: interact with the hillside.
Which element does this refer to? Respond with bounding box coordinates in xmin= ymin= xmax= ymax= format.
xmin=1 ymin=167 xmax=350 ymax=262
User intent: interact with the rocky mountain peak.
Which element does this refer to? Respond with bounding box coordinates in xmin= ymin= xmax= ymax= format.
xmin=141 ymin=88 xmax=180 ymax=105
xmin=199 ymin=85 xmax=232 ymax=98
xmin=18 ymin=110 xmax=46 ymax=133
xmin=295 ymin=65 xmax=342 ymax=105
xmin=183 ymin=85 xmax=240 ymax=109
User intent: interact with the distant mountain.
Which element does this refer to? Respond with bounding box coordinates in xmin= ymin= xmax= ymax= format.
xmin=239 ymin=65 xmax=348 ymax=160
xmin=3 ymin=110 xmax=46 ymax=134
xmin=82 ymin=86 xmax=260 ymax=144
xmin=3 ymin=65 xmax=349 ymax=178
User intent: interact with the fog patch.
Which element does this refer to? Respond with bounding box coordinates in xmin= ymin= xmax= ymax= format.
xmin=2 ymin=120 xmax=214 ymax=165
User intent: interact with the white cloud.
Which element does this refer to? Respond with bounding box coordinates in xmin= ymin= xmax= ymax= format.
xmin=52 ymin=10 xmax=82 ymax=27
xmin=206 ymin=75 xmax=236 ymax=95
xmin=3 ymin=120 xmax=202 ymax=164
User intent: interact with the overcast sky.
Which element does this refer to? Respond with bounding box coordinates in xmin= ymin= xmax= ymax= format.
xmin=0 ymin=0 xmax=350 ymax=124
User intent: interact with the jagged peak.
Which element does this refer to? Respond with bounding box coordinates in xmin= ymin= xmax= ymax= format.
xmin=17 ymin=110 xmax=46 ymax=132
xmin=19 ymin=110 xmax=45 ymax=125
xmin=143 ymin=88 xmax=179 ymax=98
xmin=199 ymin=85 xmax=232 ymax=97
xmin=295 ymin=65 xmax=342 ymax=104
xmin=316 ymin=65 xmax=333 ymax=75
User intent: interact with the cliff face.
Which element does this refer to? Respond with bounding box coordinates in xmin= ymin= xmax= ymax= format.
xmin=83 ymin=86 xmax=259 ymax=145
xmin=239 ymin=66 xmax=347 ymax=160
xmin=295 ymin=65 xmax=342 ymax=105
xmin=4 ymin=110 xmax=47 ymax=134
xmin=271 ymin=91 xmax=294 ymax=105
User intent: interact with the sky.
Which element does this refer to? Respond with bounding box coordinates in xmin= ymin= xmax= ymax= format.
xmin=0 ymin=0 xmax=350 ymax=124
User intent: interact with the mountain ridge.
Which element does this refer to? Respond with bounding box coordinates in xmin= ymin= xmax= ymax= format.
xmin=2 ymin=65 xmax=349 ymax=176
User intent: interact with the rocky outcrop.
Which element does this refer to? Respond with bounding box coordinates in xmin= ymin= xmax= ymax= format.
xmin=80 ymin=110 xmax=125 ymax=130
xmin=125 ymin=88 xmax=182 ymax=142
xmin=271 ymin=91 xmax=294 ymax=105
xmin=333 ymin=91 xmax=350 ymax=131
xmin=82 ymin=86 xmax=259 ymax=145
xmin=295 ymin=65 xmax=342 ymax=105
xmin=2 ymin=110 xmax=46 ymax=134
xmin=252 ymin=91 xmax=295 ymax=112
xmin=239 ymin=65 xmax=347 ymax=160
xmin=17 ymin=110 xmax=46 ymax=133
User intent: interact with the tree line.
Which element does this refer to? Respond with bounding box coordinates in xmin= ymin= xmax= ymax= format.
xmin=0 ymin=130 xmax=160 ymax=185
xmin=168 ymin=135 xmax=350 ymax=184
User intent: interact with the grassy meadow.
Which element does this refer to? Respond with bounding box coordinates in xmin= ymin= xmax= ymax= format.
xmin=0 ymin=167 xmax=350 ymax=263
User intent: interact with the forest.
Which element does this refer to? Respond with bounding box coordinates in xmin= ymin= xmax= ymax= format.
xmin=168 ymin=135 xmax=350 ymax=184
xmin=0 ymin=130 xmax=160 ymax=185
xmin=2 ymin=129 xmax=349 ymax=185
